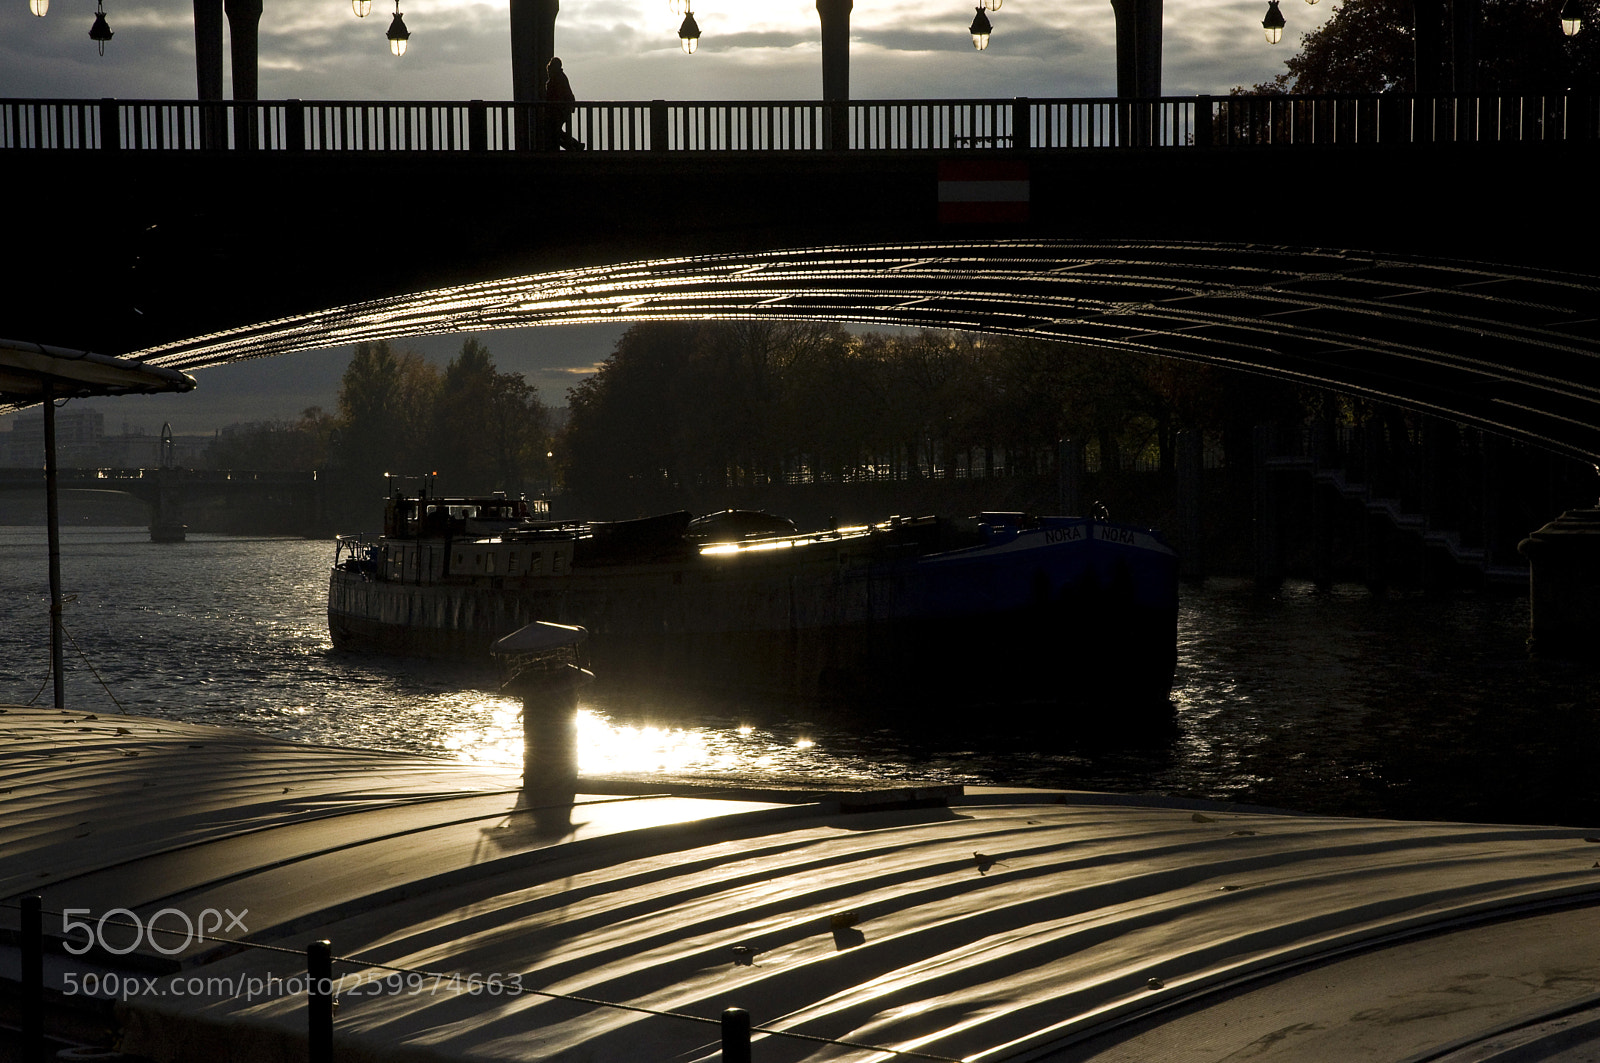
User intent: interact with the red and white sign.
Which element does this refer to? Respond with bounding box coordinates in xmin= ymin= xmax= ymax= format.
xmin=937 ymin=160 xmax=1029 ymax=224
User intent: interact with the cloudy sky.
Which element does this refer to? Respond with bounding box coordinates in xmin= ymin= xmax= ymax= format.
xmin=3 ymin=0 xmax=1334 ymax=433
xmin=3 ymin=0 xmax=1332 ymax=102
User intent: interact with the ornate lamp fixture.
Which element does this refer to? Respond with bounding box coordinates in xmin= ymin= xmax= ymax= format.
xmin=981 ymin=0 xmax=1000 ymax=8
xmin=1261 ymin=0 xmax=1285 ymax=43
xmin=89 ymin=0 xmax=113 ymax=54
xmin=29 ymin=0 xmax=48 ymax=17
xmin=1560 ymin=0 xmax=1582 ymax=35
xmin=668 ymin=0 xmax=688 ymax=11
xmin=969 ymin=5 xmax=992 ymax=48
xmin=386 ymin=0 xmax=410 ymax=55
xmin=679 ymin=7 xmax=700 ymax=52
xmin=352 ymin=0 xmax=372 ymax=16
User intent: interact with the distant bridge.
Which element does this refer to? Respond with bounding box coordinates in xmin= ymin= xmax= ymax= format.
xmin=6 ymin=92 xmax=1600 ymax=462
xmin=0 ymin=467 xmax=323 ymax=539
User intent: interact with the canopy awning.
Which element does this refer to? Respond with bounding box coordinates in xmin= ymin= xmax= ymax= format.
xmin=0 ymin=338 xmax=196 ymax=407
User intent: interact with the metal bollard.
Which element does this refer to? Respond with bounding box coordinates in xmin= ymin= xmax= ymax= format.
xmin=22 ymin=895 xmax=43 ymax=1063
xmin=721 ymin=1007 xmax=751 ymax=1063
xmin=307 ymin=939 xmax=333 ymax=1063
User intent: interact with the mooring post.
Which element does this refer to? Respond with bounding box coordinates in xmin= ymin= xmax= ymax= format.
xmin=491 ymin=622 xmax=591 ymax=797
xmin=22 ymin=895 xmax=44 ymax=1061
xmin=308 ymin=939 xmax=333 ymax=1063
xmin=721 ymin=1007 xmax=751 ymax=1063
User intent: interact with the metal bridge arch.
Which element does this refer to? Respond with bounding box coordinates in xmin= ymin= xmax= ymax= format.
xmin=132 ymin=240 xmax=1600 ymax=464
xmin=7 ymin=93 xmax=1600 ymax=463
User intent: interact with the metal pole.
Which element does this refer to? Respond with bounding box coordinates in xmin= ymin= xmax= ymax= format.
xmin=22 ymin=895 xmax=44 ymax=1061
xmin=42 ymin=383 xmax=65 ymax=710
xmin=721 ymin=1007 xmax=751 ymax=1063
xmin=308 ymin=939 xmax=334 ymax=1063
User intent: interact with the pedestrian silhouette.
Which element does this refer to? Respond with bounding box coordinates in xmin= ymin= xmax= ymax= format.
xmin=544 ymin=57 xmax=584 ymax=151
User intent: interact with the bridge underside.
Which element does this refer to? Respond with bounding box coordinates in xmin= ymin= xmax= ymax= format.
xmin=9 ymin=144 xmax=1600 ymax=462
xmin=128 ymin=240 xmax=1600 ymax=465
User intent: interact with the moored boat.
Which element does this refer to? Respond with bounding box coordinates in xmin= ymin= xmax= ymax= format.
xmin=328 ymin=489 xmax=1180 ymax=708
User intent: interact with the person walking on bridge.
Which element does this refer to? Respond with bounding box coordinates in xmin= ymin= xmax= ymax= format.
xmin=543 ymin=57 xmax=584 ymax=151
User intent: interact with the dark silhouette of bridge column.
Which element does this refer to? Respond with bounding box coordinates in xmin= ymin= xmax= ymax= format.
xmin=510 ymin=0 xmax=558 ymax=102
xmin=193 ymin=0 xmax=261 ymax=151
xmin=150 ymin=468 xmax=189 ymax=543
xmin=1108 ymin=0 xmax=1161 ymax=145
xmin=1109 ymin=0 xmax=1162 ymax=100
xmin=817 ymin=0 xmax=851 ymax=148
xmin=817 ymin=0 xmax=851 ymax=101
xmin=194 ymin=0 xmax=224 ymax=99
xmin=509 ymin=0 xmax=558 ymax=149
xmin=225 ymin=0 xmax=264 ymax=101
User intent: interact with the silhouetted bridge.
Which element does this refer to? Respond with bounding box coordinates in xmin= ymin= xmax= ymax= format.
xmin=7 ymin=92 xmax=1600 ymax=462
xmin=0 ymin=467 xmax=323 ymax=540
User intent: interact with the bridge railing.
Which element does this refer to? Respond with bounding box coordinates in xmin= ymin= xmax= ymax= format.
xmin=2 ymin=94 xmax=1593 ymax=152
xmin=1209 ymin=93 xmax=1596 ymax=145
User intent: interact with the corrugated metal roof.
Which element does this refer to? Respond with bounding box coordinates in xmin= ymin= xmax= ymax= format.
xmin=5 ymin=703 xmax=1600 ymax=1062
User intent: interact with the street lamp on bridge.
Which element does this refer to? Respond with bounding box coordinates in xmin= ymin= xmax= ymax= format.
xmin=1560 ymin=0 xmax=1583 ymax=35
xmin=89 ymin=0 xmax=113 ymax=54
xmin=970 ymin=6 xmax=993 ymax=49
xmin=1262 ymin=0 xmax=1583 ymax=48
xmin=1261 ymin=0 xmax=1285 ymax=43
xmin=386 ymin=0 xmax=411 ymax=55
xmin=679 ymin=6 xmax=701 ymax=53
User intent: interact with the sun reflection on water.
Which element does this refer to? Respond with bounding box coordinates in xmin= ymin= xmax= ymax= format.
xmin=442 ymin=701 xmax=746 ymax=777
xmin=437 ymin=695 xmax=879 ymax=784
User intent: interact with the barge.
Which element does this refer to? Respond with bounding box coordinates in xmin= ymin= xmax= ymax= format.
xmin=328 ymin=490 xmax=1180 ymax=707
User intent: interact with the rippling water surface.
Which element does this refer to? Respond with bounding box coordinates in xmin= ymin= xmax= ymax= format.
xmin=4 ymin=527 xmax=1598 ymax=825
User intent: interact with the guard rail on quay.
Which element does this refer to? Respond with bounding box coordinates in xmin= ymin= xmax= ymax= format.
xmin=2 ymin=93 xmax=1595 ymax=153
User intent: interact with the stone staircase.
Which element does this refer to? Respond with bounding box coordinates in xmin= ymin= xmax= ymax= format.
xmin=1266 ymin=455 xmax=1528 ymax=586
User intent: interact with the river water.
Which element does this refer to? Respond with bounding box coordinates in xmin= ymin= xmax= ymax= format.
xmin=3 ymin=527 xmax=1598 ymax=827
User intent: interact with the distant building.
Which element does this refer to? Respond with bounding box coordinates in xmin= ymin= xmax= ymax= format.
xmin=1 ymin=409 xmax=209 ymax=468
